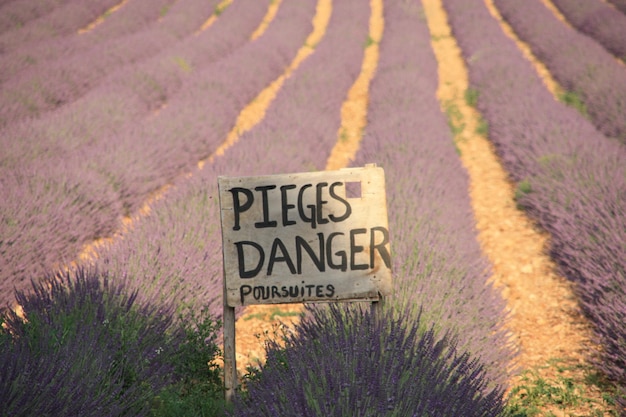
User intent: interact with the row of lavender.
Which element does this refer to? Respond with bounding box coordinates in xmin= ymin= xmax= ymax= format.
xmin=492 ymin=0 xmax=626 ymax=145
xmin=0 ymin=0 xmax=315 ymax=304
xmin=443 ymin=0 xmax=626 ymax=399
xmin=550 ymin=0 xmax=626 ymax=60
xmin=0 ymin=0 xmax=122 ymax=51
xmin=0 ymin=0 xmax=220 ymax=127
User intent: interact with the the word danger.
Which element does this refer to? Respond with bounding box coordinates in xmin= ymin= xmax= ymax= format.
xmin=234 ymin=227 xmax=391 ymax=278
xmin=228 ymin=181 xmax=390 ymax=279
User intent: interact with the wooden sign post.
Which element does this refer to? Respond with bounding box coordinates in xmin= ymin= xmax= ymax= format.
xmin=217 ymin=164 xmax=392 ymax=401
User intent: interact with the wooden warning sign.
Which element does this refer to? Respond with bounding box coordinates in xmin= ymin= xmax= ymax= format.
xmin=217 ymin=164 xmax=392 ymax=401
xmin=218 ymin=165 xmax=392 ymax=307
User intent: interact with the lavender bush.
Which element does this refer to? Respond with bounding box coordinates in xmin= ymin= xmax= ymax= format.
xmin=0 ymin=267 xmax=186 ymax=417
xmin=234 ymin=305 xmax=505 ymax=417
xmin=550 ymin=0 xmax=626 ymax=60
xmin=494 ymin=0 xmax=626 ymax=144
xmin=0 ymin=162 xmax=122 ymax=302
xmin=516 ymin=150 xmax=626 ymax=385
xmin=443 ymin=0 xmax=626 ymax=402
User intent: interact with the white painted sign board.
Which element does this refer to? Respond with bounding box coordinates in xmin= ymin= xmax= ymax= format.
xmin=218 ymin=165 xmax=392 ymax=307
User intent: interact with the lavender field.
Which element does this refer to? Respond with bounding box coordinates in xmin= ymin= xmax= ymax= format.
xmin=1 ymin=0 xmax=625 ymax=415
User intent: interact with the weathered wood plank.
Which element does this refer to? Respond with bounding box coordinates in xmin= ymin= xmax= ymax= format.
xmin=218 ymin=165 xmax=392 ymax=307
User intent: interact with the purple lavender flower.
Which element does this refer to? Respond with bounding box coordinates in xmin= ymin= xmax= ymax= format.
xmin=233 ymin=305 xmax=506 ymax=417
